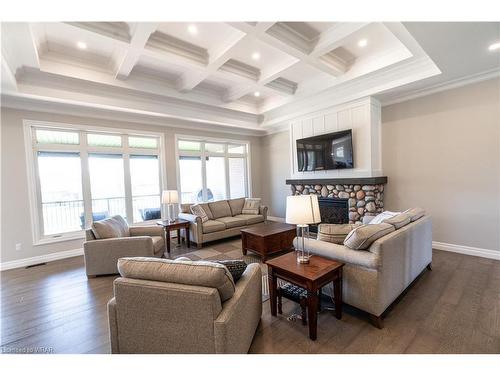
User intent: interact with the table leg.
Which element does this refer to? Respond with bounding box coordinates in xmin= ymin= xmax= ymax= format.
xmin=185 ymin=227 xmax=190 ymax=248
xmin=177 ymin=229 xmax=181 ymax=245
xmin=268 ymin=271 xmax=277 ymax=316
xmin=307 ymin=289 xmax=318 ymax=340
xmin=166 ymin=230 xmax=171 ymax=254
xmin=333 ymin=269 xmax=343 ymax=320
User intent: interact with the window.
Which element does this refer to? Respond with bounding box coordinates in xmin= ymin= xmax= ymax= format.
xmin=27 ymin=125 xmax=163 ymax=242
xmin=177 ymin=137 xmax=249 ymax=203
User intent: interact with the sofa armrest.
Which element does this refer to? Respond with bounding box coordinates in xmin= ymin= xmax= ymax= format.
xmin=178 ymin=213 xmax=203 ymax=245
xmin=297 ymin=238 xmax=379 ymax=270
xmin=178 ymin=212 xmax=202 ymax=225
xmin=83 ymin=237 xmax=155 ymax=276
xmin=107 ymin=297 xmax=119 ymax=353
xmin=259 ymin=205 xmax=268 ymax=220
xmin=214 ymin=263 xmax=262 ymax=353
xmin=129 ymin=225 xmax=163 ymax=237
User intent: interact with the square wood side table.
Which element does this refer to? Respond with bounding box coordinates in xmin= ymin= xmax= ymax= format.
xmin=266 ymin=252 xmax=344 ymax=340
xmin=156 ymin=219 xmax=190 ymax=254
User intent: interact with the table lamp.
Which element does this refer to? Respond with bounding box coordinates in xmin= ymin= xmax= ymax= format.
xmin=285 ymin=195 xmax=321 ymax=264
xmin=162 ymin=190 xmax=179 ymax=221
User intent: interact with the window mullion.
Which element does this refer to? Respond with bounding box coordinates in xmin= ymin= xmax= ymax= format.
xmin=225 ymin=145 xmax=230 ymax=199
xmin=201 ymin=142 xmax=207 ymax=202
xmin=81 ymin=147 xmax=93 ymax=229
xmin=123 ymin=136 xmax=134 ymax=224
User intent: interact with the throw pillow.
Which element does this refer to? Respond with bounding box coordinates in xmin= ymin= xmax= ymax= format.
xmin=404 ymin=207 xmax=426 ymax=222
xmin=368 ymin=211 xmax=400 ymax=224
xmin=190 ymin=204 xmax=209 ymax=223
xmin=214 ymin=260 xmax=247 ymax=282
xmin=242 ymin=198 xmax=261 ymax=215
xmin=317 ymin=223 xmax=361 ymax=244
xmin=92 ymin=215 xmax=129 ymax=239
xmin=343 ymin=223 xmax=395 ymax=250
xmin=382 ymin=213 xmax=411 ymax=229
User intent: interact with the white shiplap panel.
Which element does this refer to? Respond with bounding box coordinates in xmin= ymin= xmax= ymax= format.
xmin=301 ymin=118 xmax=313 ymax=138
xmin=324 ymin=113 xmax=337 ymax=132
xmin=337 ymin=108 xmax=352 ymax=130
xmin=312 ymin=116 xmax=325 ymax=136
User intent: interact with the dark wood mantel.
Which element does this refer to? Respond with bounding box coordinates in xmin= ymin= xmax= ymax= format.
xmin=286 ymin=176 xmax=388 ymax=185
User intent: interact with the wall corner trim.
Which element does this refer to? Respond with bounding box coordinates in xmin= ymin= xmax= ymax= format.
xmin=0 ymin=248 xmax=83 ymax=271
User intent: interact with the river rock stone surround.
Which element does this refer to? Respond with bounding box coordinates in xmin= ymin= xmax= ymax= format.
xmin=289 ymin=182 xmax=385 ymax=224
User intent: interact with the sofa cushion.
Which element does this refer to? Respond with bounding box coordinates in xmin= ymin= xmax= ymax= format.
xmin=117 ymin=257 xmax=235 ymax=302
xmin=228 ymin=198 xmax=246 ymax=216
xmin=383 ymin=213 xmax=411 ymax=229
xmin=92 ymin=215 xmax=129 ymax=239
xmin=404 ymin=207 xmax=426 ymax=222
xmin=202 ymin=220 xmax=226 ymax=234
xmin=368 ymin=211 xmax=400 ymax=225
xmin=344 ymin=223 xmax=395 ymax=250
xmin=234 ymin=214 xmax=265 ymax=225
xmin=242 ymin=198 xmax=261 ymax=215
xmin=190 ymin=204 xmax=209 ymax=223
xmin=208 ymin=200 xmax=232 ymax=219
xmin=216 ymin=216 xmax=247 ymax=229
xmin=318 ymin=223 xmax=361 ymax=244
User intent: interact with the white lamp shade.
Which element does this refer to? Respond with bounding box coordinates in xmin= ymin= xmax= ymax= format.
xmin=162 ymin=190 xmax=179 ymax=204
xmin=285 ymin=195 xmax=321 ymax=225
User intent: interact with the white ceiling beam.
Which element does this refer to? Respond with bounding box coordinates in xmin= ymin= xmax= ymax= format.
xmin=176 ymin=32 xmax=247 ymax=92
xmin=1 ymin=55 xmax=18 ymax=92
xmin=310 ymin=23 xmax=370 ymax=58
xmin=115 ymin=23 xmax=158 ymax=80
xmin=1 ymin=23 xmax=40 ymax=73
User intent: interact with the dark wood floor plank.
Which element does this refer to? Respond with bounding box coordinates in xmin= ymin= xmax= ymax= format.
xmin=1 ymin=245 xmax=499 ymax=354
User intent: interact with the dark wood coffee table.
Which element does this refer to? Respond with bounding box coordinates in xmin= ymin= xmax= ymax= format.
xmin=156 ymin=219 xmax=190 ymax=254
xmin=266 ymin=252 xmax=344 ymax=341
xmin=240 ymin=222 xmax=296 ymax=262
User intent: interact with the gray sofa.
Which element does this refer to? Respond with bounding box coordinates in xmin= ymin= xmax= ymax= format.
xmin=108 ymin=257 xmax=262 ymax=353
xmin=178 ymin=198 xmax=268 ymax=248
xmin=83 ymin=215 xmax=165 ymax=277
xmin=297 ymin=215 xmax=432 ymax=328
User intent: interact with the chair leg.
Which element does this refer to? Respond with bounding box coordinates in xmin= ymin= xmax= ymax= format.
xmin=197 ymin=242 xmax=202 ymax=249
xmin=368 ymin=314 xmax=384 ymax=329
xmin=426 ymin=263 xmax=432 ymax=271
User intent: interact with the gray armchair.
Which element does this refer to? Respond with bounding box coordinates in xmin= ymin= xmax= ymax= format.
xmin=108 ymin=257 xmax=262 ymax=353
xmin=83 ymin=216 xmax=165 ymax=277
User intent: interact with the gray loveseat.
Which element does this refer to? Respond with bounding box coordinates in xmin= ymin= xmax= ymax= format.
xmin=179 ymin=198 xmax=268 ymax=248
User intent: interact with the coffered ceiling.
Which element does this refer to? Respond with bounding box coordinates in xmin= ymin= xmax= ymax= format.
xmin=2 ymin=21 xmax=496 ymax=133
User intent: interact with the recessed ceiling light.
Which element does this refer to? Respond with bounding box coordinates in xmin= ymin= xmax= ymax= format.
xmin=251 ymin=52 xmax=260 ymax=60
xmin=187 ymin=24 xmax=198 ymax=35
xmin=77 ymin=41 xmax=87 ymax=50
xmin=357 ymin=39 xmax=368 ymax=48
xmin=488 ymin=42 xmax=500 ymax=51
xmin=254 ymin=91 xmax=260 ymax=97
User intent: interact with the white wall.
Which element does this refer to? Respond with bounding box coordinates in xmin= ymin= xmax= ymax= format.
xmin=0 ymin=108 xmax=262 ymax=266
xmin=289 ymin=97 xmax=382 ymax=179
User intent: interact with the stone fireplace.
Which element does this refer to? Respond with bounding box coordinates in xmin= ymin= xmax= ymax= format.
xmin=286 ymin=177 xmax=387 ymax=224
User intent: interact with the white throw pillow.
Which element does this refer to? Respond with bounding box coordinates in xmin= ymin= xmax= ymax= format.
xmin=368 ymin=211 xmax=400 ymax=225
xmin=242 ymin=198 xmax=261 ymax=215
xmin=190 ymin=204 xmax=209 ymax=223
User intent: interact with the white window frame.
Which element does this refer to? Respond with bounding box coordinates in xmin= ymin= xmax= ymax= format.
xmin=174 ymin=134 xmax=252 ymax=203
xmin=23 ymin=120 xmax=167 ymax=245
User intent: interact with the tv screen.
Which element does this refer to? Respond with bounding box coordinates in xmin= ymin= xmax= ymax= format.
xmin=296 ymin=129 xmax=354 ymax=172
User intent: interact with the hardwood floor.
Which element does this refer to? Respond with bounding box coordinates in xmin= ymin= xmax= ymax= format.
xmin=1 ymin=242 xmax=499 ymax=354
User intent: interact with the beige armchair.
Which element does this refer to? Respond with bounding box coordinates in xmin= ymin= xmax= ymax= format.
xmin=83 ymin=216 xmax=165 ymax=277
xmin=107 ymin=257 xmax=262 ymax=353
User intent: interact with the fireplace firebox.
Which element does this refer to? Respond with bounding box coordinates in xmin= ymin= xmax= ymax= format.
xmin=310 ymin=197 xmax=349 ymax=233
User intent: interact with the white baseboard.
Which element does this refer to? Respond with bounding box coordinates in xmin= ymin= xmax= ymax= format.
xmin=267 ymin=216 xmax=285 ymax=223
xmin=432 ymin=241 xmax=500 ymax=260
xmin=0 ymin=248 xmax=83 ymax=271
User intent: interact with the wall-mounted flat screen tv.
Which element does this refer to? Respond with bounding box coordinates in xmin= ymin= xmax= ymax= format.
xmin=296 ymin=129 xmax=354 ymax=172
